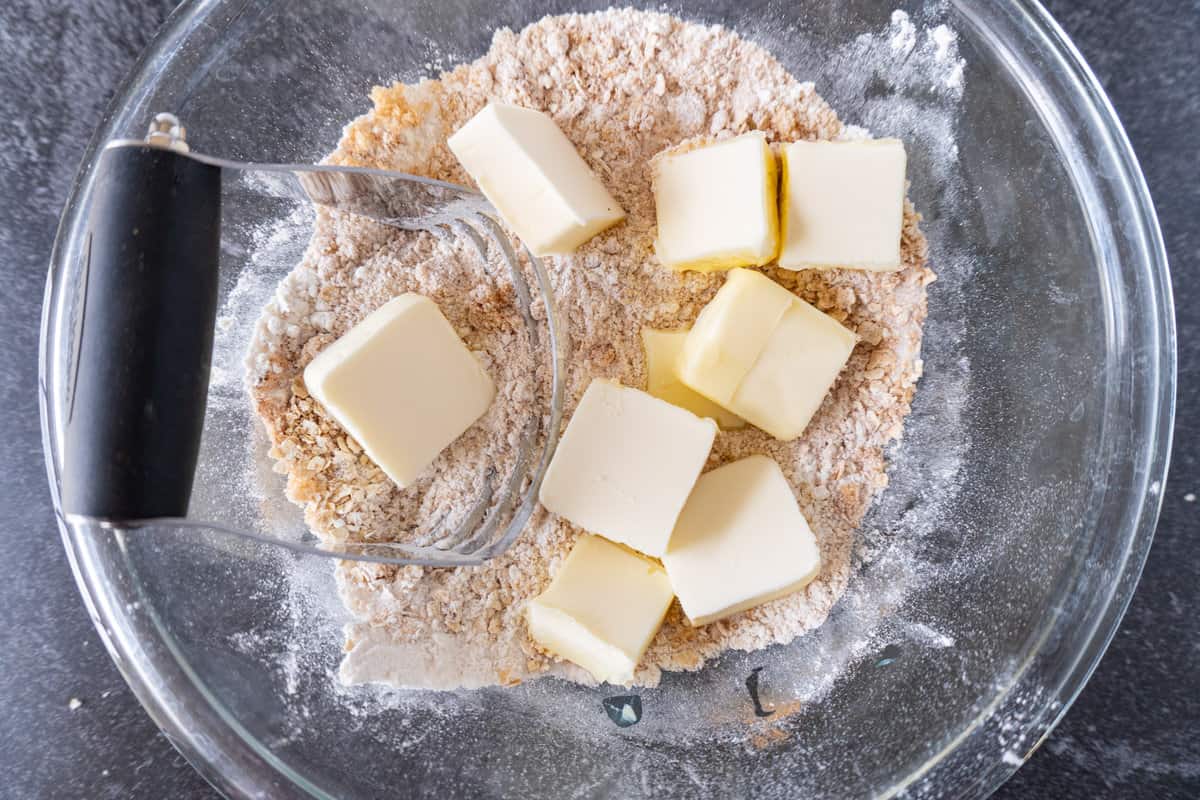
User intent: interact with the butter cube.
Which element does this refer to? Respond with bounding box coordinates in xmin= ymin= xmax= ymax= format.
xmin=652 ymin=132 xmax=779 ymax=271
xmin=303 ymin=294 xmax=495 ymax=488
xmin=677 ymin=268 xmax=793 ymax=407
xmin=663 ymin=456 xmax=821 ymax=626
xmin=680 ymin=269 xmax=856 ymax=440
xmin=642 ymin=328 xmax=744 ymax=429
xmin=527 ymin=534 xmax=675 ymax=684
xmin=539 ymin=379 xmax=716 ymax=557
xmin=447 ymin=103 xmax=625 ymax=256
xmin=779 ymin=138 xmax=907 ymax=270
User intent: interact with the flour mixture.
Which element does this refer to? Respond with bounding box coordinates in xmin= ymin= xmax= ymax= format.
xmin=247 ymin=8 xmax=933 ymax=689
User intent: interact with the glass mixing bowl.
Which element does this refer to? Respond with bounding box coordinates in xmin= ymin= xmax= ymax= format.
xmin=40 ymin=0 xmax=1173 ymax=797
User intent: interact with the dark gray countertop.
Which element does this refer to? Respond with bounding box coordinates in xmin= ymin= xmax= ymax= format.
xmin=0 ymin=1 xmax=1195 ymax=797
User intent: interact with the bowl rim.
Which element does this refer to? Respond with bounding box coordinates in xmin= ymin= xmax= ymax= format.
xmin=38 ymin=0 xmax=1175 ymax=797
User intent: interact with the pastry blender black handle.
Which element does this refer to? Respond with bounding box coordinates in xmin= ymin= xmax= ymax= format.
xmin=61 ymin=142 xmax=222 ymax=521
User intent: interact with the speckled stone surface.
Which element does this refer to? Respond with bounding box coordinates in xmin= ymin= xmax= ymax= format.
xmin=0 ymin=1 xmax=1195 ymax=797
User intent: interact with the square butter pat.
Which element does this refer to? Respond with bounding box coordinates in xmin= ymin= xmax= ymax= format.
xmin=303 ymin=294 xmax=495 ymax=488
xmin=652 ymin=132 xmax=778 ymax=271
xmin=680 ymin=268 xmax=856 ymax=440
xmin=527 ymin=534 xmax=675 ymax=684
xmin=642 ymin=328 xmax=744 ymax=429
xmin=539 ymin=379 xmax=716 ymax=557
xmin=779 ymin=138 xmax=906 ymax=271
xmin=663 ymin=455 xmax=821 ymax=626
xmin=447 ymin=103 xmax=625 ymax=256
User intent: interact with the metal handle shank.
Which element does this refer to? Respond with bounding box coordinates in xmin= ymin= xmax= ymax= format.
xmin=62 ymin=144 xmax=222 ymax=520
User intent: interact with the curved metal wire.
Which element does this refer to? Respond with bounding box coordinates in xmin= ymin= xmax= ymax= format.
xmin=60 ymin=144 xmax=569 ymax=568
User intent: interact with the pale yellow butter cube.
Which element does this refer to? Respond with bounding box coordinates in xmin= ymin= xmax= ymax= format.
xmin=729 ymin=301 xmax=859 ymax=440
xmin=652 ymin=132 xmax=779 ymax=272
xmin=663 ymin=455 xmax=821 ymax=626
xmin=677 ymin=269 xmax=793 ymax=406
xmin=680 ymin=269 xmax=856 ymax=440
xmin=527 ymin=534 xmax=675 ymax=684
xmin=779 ymin=138 xmax=907 ymax=271
xmin=303 ymin=294 xmax=495 ymax=488
xmin=447 ymin=103 xmax=625 ymax=256
xmin=641 ymin=328 xmax=744 ymax=429
xmin=538 ymin=379 xmax=716 ymax=557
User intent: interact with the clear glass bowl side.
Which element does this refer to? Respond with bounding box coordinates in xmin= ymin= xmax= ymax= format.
xmin=39 ymin=0 xmax=1172 ymax=798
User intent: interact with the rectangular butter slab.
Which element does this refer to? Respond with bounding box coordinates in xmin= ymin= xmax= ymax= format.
xmin=642 ymin=328 xmax=744 ymax=429
xmin=680 ymin=269 xmax=857 ymax=441
xmin=527 ymin=534 xmax=675 ymax=684
xmin=303 ymin=294 xmax=495 ymax=488
xmin=538 ymin=379 xmax=716 ymax=558
xmin=663 ymin=455 xmax=821 ymax=626
xmin=652 ymin=132 xmax=778 ymax=272
xmin=448 ymin=102 xmax=625 ymax=256
xmin=779 ymin=138 xmax=907 ymax=271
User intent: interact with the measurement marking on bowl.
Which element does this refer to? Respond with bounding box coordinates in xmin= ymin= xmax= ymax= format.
xmin=745 ymin=667 xmax=775 ymax=717
xmin=602 ymin=695 xmax=642 ymax=727
xmin=875 ymin=644 xmax=902 ymax=667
